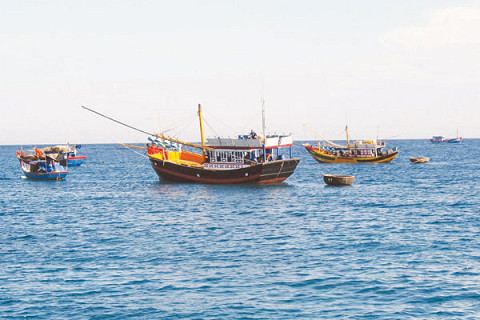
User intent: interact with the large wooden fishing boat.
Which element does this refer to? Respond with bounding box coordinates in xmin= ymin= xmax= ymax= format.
xmin=147 ymin=105 xmax=299 ymax=184
xmin=303 ymin=125 xmax=398 ymax=164
xmin=82 ymin=104 xmax=300 ymax=184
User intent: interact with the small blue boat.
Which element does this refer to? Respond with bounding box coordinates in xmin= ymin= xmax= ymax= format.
xmin=17 ymin=149 xmax=69 ymax=180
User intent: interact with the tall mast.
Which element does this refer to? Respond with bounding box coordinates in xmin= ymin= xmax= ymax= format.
xmin=198 ymin=104 xmax=206 ymax=158
xmin=261 ymin=97 xmax=266 ymax=141
xmin=261 ymin=98 xmax=267 ymax=162
xmin=345 ymin=112 xmax=350 ymax=148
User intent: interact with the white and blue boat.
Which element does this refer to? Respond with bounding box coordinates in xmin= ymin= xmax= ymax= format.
xmin=40 ymin=144 xmax=87 ymax=166
xmin=17 ymin=149 xmax=69 ymax=180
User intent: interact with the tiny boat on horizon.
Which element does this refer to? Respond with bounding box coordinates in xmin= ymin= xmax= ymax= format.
xmin=17 ymin=148 xmax=69 ymax=180
xmin=430 ymin=130 xmax=462 ymax=144
xmin=303 ymin=125 xmax=398 ymax=164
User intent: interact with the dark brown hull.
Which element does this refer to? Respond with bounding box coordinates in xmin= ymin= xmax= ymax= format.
xmin=323 ymin=174 xmax=355 ymax=186
xmin=149 ymin=157 xmax=300 ymax=184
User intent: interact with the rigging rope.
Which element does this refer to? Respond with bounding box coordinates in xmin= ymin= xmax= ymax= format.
xmin=202 ymin=110 xmax=237 ymax=137
xmin=117 ymin=144 xmax=149 ymax=179
xmin=162 ymin=112 xmax=197 ymax=136
xmin=118 ymin=143 xmax=148 ymax=159
xmin=201 ymin=115 xmax=220 ymax=138
xmin=169 ymin=115 xmax=197 ymax=139
xmin=240 ymin=109 xmax=262 ymax=136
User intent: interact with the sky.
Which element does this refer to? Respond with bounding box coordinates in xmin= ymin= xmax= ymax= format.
xmin=1 ymin=0 xmax=479 ymax=145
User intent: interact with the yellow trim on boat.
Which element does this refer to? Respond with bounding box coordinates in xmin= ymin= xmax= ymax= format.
xmin=149 ymin=153 xmax=204 ymax=167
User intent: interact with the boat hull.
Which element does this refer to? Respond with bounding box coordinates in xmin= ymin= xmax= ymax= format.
xmin=430 ymin=137 xmax=462 ymax=143
xmin=323 ymin=174 xmax=355 ymax=186
xmin=63 ymin=156 xmax=87 ymax=166
xmin=304 ymin=145 xmax=398 ymax=164
xmin=149 ymin=157 xmax=300 ymax=184
xmin=410 ymin=157 xmax=430 ymax=163
xmin=447 ymin=138 xmax=462 ymax=144
xmin=22 ymin=170 xmax=68 ymax=180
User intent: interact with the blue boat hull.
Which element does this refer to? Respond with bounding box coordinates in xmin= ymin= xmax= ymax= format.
xmin=67 ymin=156 xmax=86 ymax=166
xmin=23 ymin=170 xmax=68 ymax=180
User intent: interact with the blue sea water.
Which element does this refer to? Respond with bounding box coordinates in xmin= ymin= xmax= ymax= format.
xmin=1 ymin=140 xmax=479 ymax=319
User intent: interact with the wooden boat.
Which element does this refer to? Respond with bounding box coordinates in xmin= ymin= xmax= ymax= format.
xmin=303 ymin=125 xmax=398 ymax=164
xmin=147 ymin=105 xmax=299 ymax=184
xmin=40 ymin=144 xmax=87 ymax=166
xmin=410 ymin=157 xmax=430 ymax=163
xmin=323 ymin=174 xmax=355 ymax=186
xmin=17 ymin=149 xmax=69 ymax=180
xmin=82 ymin=104 xmax=300 ymax=184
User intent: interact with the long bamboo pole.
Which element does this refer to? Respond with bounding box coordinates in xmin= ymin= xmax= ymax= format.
xmin=82 ymin=105 xmax=213 ymax=151
xmin=303 ymin=124 xmax=347 ymax=148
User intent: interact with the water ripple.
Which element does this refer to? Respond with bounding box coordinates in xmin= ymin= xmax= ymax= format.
xmin=0 ymin=141 xmax=479 ymax=319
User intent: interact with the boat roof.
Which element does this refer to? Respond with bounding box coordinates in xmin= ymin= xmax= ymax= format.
xmin=206 ymin=135 xmax=293 ymax=150
xmin=40 ymin=145 xmax=72 ymax=153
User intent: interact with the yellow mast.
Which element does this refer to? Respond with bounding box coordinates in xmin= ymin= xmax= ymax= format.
xmin=345 ymin=125 xmax=350 ymax=148
xmin=198 ymin=104 xmax=206 ymax=158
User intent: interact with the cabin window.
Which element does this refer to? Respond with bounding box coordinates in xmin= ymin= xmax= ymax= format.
xmin=236 ymin=152 xmax=243 ymax=163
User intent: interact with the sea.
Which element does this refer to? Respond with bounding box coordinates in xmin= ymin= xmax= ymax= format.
xmin=1 ymin=139 xmax=479 ymax=319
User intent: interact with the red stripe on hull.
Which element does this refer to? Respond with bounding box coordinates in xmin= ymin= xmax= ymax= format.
xmin=152 ymin=164 xmax=262 ymax=184
xmin=257 ymin=177 xmax=288 ymax=184
xmin=149 ymin=157 xmax=299 ymax=184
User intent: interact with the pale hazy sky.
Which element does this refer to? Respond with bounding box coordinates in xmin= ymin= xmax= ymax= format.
xmin=1 ymin=0 xmax=479 ymax=145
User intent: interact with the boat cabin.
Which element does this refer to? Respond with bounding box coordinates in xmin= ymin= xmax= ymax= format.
xmin=431 ymin=136 xmax=445 ymax=142
xmin=204 ymin=135 xmax=294 ymax=170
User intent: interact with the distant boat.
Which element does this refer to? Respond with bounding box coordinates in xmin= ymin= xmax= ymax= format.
xmin=447 ymin=137 xmax=462 ymax=144
xmin=303 ymin=125 xmax=398 ymax=164
xmin=323 ymin=174 xmax=355 ymax=186
xmin=410 ymin=157 xmax=430 ymax=163
xmin=40 ymin=144 xmax=87 ymax=166
xmin=430 ymin=130 xmax=462 ymax=144
xmin=17 ymin=149 xmax=69 ymax=180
